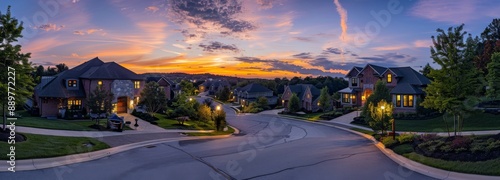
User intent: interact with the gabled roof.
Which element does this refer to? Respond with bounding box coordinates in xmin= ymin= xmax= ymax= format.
xmin=337 ymin=87 xmax=359 ymax=94
xmin=36 ymin=57 xmax=142 ymax=98
xmin=389 ymin=67 xmax=430 ymax=85
xmin=390 ymin=83 xmax=425 ymax=94
xmin=80 ymin=62 xmax=143 ymax=80
xmin=239 ymin=83 xmax=272 ymax=93
xmin=146 ymin=76 xmax=174 ymax=86
xmin=345 ymin=66 xmax=363 ymax=78
xmin=288 ymin=84 xmax=321 ymax=100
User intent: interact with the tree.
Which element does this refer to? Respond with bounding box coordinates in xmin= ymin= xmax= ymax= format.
xmin=420 ymin=63 xmax=433 ymax=80
xmin=318 ymin=87 xmax=331 ymax=111
xmin=197 ymin=104 xmax=212 ymax=122
xmin=422 ymin=24 xmax=482 ymax=136
xmin=216 ymin=86 xmax=231 ymax=101
xmin=362 ymin=80 xmax=391 ymax=118
xmin=86 ymin=87 xmax=113 ymax=124
xmin=55 ymin=63 xmax=68 ymax=73
xmin=140 ymin=82 xmax=167 ymax=117
xmin=180 ymin=80 xmax=196 ymax=96
xmin=212 ymin=109 xmax=226 ymax=131
xmin=486 ymin=52 xmax=500 ymax=99
xmin=1 ymin=6 xmax=35 ymax=130
xmin=257 ymin=96 xmax=269 ymax=110
xmin=476 ymin=19 xmax=500 ymax=75
xmin=287 ymin=93 xmax=300 ymax=113
xmin=367 ymin=100 xmax=393 ymax=135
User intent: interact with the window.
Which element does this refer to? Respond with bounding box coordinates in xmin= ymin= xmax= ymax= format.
xmin=396 ymin=95 xmax=401 ymax=107
xmin=351 ymin=78 xmax=358 ymax=87
xmin=134 ymin=81 xmax=140 ymax=89
xmin=67 ymin=99 xmax=82 ymax=110
xmin=351 ymin=94 xmax=356 ymax=104
xmin=342 ymin=93 xmax=350 ymax=103
xmin=402 ymin=95 xmax=414 ymax=107
xmin=97 ymin=80 xmax=103 ymax=88
xmin=387 ymin=74 xmax=392 ymax=83
xmin=68 ymin=80 xmax=77 ymax=87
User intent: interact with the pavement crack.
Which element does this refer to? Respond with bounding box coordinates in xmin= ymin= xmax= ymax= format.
xmin=242 ymin=150 xmax=378 ymax=180
xmin=167 ymin=145 xmax=235 ymax=180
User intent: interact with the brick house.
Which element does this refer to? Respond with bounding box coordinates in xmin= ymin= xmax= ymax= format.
xmin=145 ymin=76 xmax=175 ymax=100
xmin=338 ymin=64 xmax=430 ymax=113
xmin=33 ymin=57 xmax=144 ymax=118
xmin=199 ymin=80 xmax=231 ymax=95
xmin=281 ymin=84 xmax=321 ymax=112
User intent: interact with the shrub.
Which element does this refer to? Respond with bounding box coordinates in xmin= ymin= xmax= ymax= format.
xmin=418 ymin=134 xmax=439 ymax=142
xmin=397 ymin=133 xmax=416 ymax=144
xmin=381 ymin=137 xmax=398 ymax=148
xmin=451 ymin=136 xmax=471 ymax=149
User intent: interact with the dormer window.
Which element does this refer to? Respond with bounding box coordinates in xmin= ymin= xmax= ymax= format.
xmin=97 ymin=80 xmax=103 ymax=88
xmin=68 ymin=80 xmax=77 ymax=87
xmin=387 ymin=74 xmax=392 ymax=83
xmin=134 ymin=81 xmax=140 ymax=89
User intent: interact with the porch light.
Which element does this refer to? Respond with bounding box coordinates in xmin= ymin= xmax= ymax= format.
xmin=216 ymin=105 xmax=221 ymax=111
xmin=362 ymin=95 xmax=366 ymax=100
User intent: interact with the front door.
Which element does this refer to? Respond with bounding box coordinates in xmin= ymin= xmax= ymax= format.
xmin=117 ymin=97 xmax=127 ymax=113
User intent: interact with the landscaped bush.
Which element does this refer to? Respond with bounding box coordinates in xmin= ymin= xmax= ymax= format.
xmin=381 ymin=137 xmax=398 ymax=148
xmin=131 ymin=110 xmax=159 ymax=122
xmin=351 ymin=116 xmax=367 ymax=125
xmin=411 ymin=134 xmax=500 ymax=161
xmin=397 ymin=133 xmax=416 ymax=144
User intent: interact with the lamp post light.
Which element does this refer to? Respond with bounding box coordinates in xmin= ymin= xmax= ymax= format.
xmin=189 ymin=97 xmax=193 ymax=101
xmin=216 ymin=105 xmax=221 ymax=111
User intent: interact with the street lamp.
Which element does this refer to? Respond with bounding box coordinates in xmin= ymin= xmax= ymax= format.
xmin=216 ymin=105 xmax=221 ymax=111
xmin=189 ymin=97 xmax=193 ymax=101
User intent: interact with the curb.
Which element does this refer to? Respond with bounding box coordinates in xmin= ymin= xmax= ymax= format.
xmin=278 ymin=115 xmax=500 ymax=180
xmin=0 ymin=134 xmax=233 ymax=172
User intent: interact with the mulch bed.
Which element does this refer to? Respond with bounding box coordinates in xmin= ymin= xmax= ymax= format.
xmin=0 ymin=129 xmax=26 ymax=142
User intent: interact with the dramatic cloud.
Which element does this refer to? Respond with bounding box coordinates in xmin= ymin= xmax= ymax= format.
xmin=414 ymin=39 xmax=432 ymax=48
xmin=292 ymin=52 xmax=313 ymax=59
xmin=167 ymin=0 xmax=256 ymax=34
xmin=292 ymin=37 xmax=314 ymax=42
xmin=199 ymin=41 xmax=240 ymax=53
xmin=323 ymin=47 xmax=343 ymax=55
xmin=235 ymin=56 xmax=346 ymax=76
xmin=35 ymin=23 xmax=65 ymax=31
xmin=145 ymin=6 xmax=159 ymax=13
xmin=256 ymin=0 xmax=275 ymax=9
xmin=73 ymin=28 xmax=104 ymax=35
xmin=358 ymin=53 xmax=417 ymax=63
xmin=410 ymin=0 xmax=500 ymax=24
xmin=333 ymin=0 xmax=348 ymax=42
xmin=371 ymin=44 xmax=410 ymax=51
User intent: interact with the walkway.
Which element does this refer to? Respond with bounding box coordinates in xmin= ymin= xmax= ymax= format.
xmin=257 ymin=108 xmax=284 ymax=115
xmin=326 ymin=110 xmax=500 ymax=136
xmin=16 ymin=113 xmax=212 ymax=138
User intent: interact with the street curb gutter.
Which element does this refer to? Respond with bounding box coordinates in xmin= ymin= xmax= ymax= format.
xmin=0 ymin=132 xmax=239 ymax=172
xmin=278 ymin=116 xmax=500 ymax=180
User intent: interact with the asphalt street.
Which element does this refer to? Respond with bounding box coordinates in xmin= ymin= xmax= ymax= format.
xmin=0 ymin=98 xmax=434 ymax=180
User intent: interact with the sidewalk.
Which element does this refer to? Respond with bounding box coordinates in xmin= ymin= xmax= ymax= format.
xmin=327 ymin=111 xmax=500 ymax=136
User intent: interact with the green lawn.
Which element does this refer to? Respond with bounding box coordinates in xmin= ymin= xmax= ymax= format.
xmin=185 ymin=126 xmax=235 ymax=136
xmin=153 ymin=113 xmax=216 ymax=130
xmin=396 ymin=112 xmax=500 ymax=132
xmin=297 ymin=112 xmax=329 ymax=121
xmin=0 ymin=133 xmax=110 ymax=160
xmin=14 ymin=111 xmax=132 ymax=131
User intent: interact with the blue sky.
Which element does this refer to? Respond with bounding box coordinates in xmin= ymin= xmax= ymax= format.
xmin=2 ymin=0 xmax=499 ymax=78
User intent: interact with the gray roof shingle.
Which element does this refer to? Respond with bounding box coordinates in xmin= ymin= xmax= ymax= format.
xmin=288 ymin=84 xmax=321 ymax=100
xmin=239 ymin=83 xmax=272 ymax=93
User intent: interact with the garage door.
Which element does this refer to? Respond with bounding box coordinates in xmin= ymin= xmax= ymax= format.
xmin=117 ymin=97 xmax=127 ymax=113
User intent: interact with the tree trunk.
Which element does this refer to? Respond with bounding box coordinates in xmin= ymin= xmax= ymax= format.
xmin=2 ymin=102 xmax=6 ymax=131
xmin=442 ymin=114 xmax=450 ymax=137
xmin=453 ymin=114 xmax=457 ymax=136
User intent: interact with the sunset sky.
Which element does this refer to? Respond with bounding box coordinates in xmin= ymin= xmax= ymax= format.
xmin=2 ymin=0 xmax=499 ymax=78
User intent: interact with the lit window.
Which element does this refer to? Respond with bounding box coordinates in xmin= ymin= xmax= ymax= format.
xmin=68 ymin=80 xmax=77 ymax=87
xmin=342 ymin=94 xmax=350 ymax=103
xmin=387 ymin=74 xmax=392 ymax=83
xmin=97 ymin=81 xmax=103 ymax=88
xmin=67 ymin=99 xmax=82 ymax=110
xmin=402 ymin=95 xmax=414 ymax=107
xmin=351 ymin=78 xmax=358 ymax=87
xmin=396 ymin=95 xmax=401 ymax=107
xmin=134 ymin=81 xmax=140 ymax=89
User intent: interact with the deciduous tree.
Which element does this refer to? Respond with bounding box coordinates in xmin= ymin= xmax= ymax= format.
xmin=287 ymin=93 xmax=300 ymax=113
xmin=1 ymin=6 xmax=35 ymax=130
xmin=140 ymin=82 xmax=167 ymax=117
xmin=486 ymin=52 xmax=500 ymax=99
xmin=318 ymin=87 xmax=331 ymax=111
